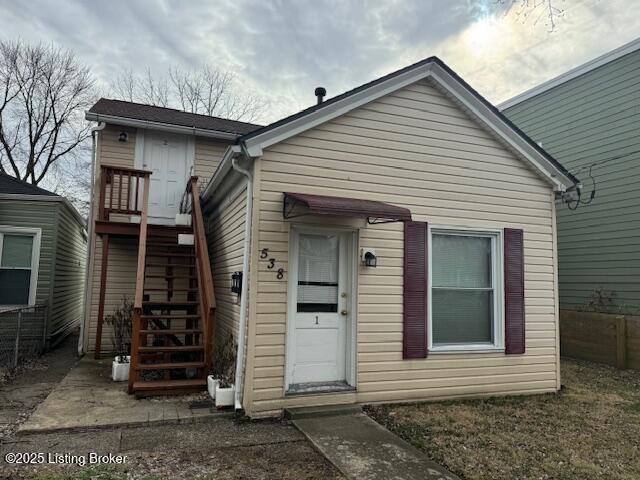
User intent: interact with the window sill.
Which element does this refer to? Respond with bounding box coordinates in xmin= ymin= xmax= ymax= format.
xmin=429 ymin=347 xmax=505 ymax=355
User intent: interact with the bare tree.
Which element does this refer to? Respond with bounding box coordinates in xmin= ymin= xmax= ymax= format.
xmin=0 ymin=40 xmax=94 ymax=207
xmin=499 ymin=0 xmax=565 ymax=31
xmin=112 ymin=65 xmax=264 ymax=122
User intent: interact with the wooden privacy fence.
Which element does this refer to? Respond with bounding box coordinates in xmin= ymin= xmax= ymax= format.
xmin=560 ymin=310 xmax=640 ymax=370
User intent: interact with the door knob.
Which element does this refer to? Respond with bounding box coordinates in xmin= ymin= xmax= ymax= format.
xmin=340 ymin=310 xmax=348 ymax=316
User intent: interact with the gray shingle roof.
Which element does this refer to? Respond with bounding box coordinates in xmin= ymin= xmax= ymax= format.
xmin=88 ymin=98 xmax=262 ymax=136
xmin=0 ymin=172 xmax=58 ymax=196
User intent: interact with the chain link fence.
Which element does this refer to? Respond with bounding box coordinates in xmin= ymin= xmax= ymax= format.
xmin=0 ymin=305 xmax=47 ymax=369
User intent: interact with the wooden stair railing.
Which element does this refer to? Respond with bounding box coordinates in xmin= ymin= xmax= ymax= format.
xmin=126 ymin=176 xmax=215 ymax=397
xmin=188 ymin=176 xmax=216 ymax=374
xmin=127 ymin=172 xmax=151 ymax=394
xmin=98 ymin=165 xmax=152 ymax=221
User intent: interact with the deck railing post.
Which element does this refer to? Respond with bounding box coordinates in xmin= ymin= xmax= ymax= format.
xmin=99 ymin=166 xmax=107 ymax=221
xmin=616 ymin=315 xmax=627 ymax=370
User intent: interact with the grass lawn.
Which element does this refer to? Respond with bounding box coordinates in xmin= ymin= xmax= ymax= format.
xmin=367 ymin=358 xmax=640 ymax=480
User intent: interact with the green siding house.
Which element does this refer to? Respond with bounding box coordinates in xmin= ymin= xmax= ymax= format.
xmin=501 ymin=38 xmax=640 ymax=315
xmin=0 ymin=172 xmax=87 ymax=346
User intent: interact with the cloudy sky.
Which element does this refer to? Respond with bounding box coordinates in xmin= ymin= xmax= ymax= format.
xmin=1 ymin=0 xmax=639 ymax=125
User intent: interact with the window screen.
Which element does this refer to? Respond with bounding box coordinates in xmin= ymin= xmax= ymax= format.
xmin=297 ymin=234 xmax=339 ymax=313
xmin=0 ymin=234 xmax=34 ymax=305
xmin=432 ymin=233 xmax=494 ymax=345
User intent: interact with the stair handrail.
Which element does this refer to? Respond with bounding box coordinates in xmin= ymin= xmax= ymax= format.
xmin=189 ymin=176 xmax=216 ymax=373
xmin=98 ymin=164 xmax=153 ymax=221
xmin=128 ymin=171 xmax=151 ymax=394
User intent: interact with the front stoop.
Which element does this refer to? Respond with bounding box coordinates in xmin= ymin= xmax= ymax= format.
xmin=292 ymin=411 xmax=460 ymax=480
xmin=17 ymin=357 xmax=229 ymax=435
xmin=284 ymin=404 xmax=362 ymax=420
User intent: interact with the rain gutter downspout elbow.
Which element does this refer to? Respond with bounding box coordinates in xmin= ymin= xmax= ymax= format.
xmin=232 ymin=150 xmax=253 ymax=412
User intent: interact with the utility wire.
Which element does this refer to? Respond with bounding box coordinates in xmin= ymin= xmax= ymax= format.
xmin=563 ymin=147 xmax=639 ymax=210
xmin=569 ymin=148 xmax=640 ymax=175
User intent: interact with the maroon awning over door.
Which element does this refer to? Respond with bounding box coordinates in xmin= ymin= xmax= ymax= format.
xmin=283 ymin=192 xmax=412 ymax=224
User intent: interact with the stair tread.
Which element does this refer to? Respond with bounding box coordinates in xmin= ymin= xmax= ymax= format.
xmin=145 ymin=275 xmax=197 ymax=279
xmin=147 ymin=242 xmax=194 ymax=247
xmin=138 ymin=345 xmax=203 ymax=352
xmin=143 ymin=287 xmax=199 ymax=291
xmin=132 ymin=379 xmax=207 ymax=390
xmin=141 ymin=328 xmax=202 ymax=334
xmin=146 ymin=252 xmax=195 ymax=257
xmin=140 ymin=314 xmax=200 ymax=319
xmin=143 ymin=301 xmax=199 ymax=306
xmin=136 ymin=361 xmax=205 ymax=370
xmin=146 ymin=262 xmax=195 ymax=268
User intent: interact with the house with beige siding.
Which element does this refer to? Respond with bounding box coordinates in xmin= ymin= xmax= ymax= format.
xmin=83 ymin=57 xmax=577 ymax=415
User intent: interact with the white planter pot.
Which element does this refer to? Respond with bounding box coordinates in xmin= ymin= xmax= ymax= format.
xmin=112 ymin=356 xmax=130 ymax=382
xmin=175 ymin=213 xmax=192 ymax=226
xmin=178 ymin=234 xmax=194 ymax=245
xmin=215 ymin=384 xmax=235 ymax=408
xmin=207 ymin=376 xmax=219 ymax=399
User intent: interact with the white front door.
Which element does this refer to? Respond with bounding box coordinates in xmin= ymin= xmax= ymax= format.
xmin=288 ymin=229 xmax=353 ymax=388
xmin=139 ymin=132 xmax=192 ymax=224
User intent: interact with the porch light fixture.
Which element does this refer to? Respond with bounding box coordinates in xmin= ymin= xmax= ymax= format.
xmin=118 ymin=131 xmax=128 ymax=142
xmin=231 ymin=271 xmax=243 ymax=295
xmin=361 ymin=248 xmax=377 ymax=268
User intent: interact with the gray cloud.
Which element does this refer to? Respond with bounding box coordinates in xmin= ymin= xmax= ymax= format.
xmin=0 ymin=0 xmax=638 ymax=123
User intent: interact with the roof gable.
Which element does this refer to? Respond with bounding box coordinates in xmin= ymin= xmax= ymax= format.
xmin=239 ymin=57 xmax=577 ymax=190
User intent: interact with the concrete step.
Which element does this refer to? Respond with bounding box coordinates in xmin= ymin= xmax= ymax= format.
xmin=284 ymin=404 xmax=362 ymax=420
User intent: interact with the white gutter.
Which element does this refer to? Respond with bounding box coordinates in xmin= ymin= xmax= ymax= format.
xmin=78 ymin=121 xmax=106 ymax=355
xmin=84 ymin=112 xmax=238 ymax=141
xmin=231 ymin=150 xmax=253 ymax=412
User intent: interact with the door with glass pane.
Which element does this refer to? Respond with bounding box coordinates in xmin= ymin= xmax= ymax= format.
xmin=0 ymin=231 xmax=38 ymax=305
xmin=289 ymin=230 xmax=350 ymax=386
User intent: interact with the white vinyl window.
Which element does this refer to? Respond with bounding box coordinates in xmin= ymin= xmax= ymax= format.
xmin=429 ymin=227 xmax=503 ymax=351
xmin=0 ymin=227 xmax=41 ymax=306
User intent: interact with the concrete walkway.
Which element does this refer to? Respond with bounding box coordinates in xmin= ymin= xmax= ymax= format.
xmin=292 ymin=409 xmax=460 ymax=480
xmin=0 ymin=335 xmax=79 ymax=439
xmin=19 ymin=356 xmax=223 ymax=433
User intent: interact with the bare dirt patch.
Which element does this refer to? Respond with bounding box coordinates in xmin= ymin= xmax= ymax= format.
xmin=2 ymin=441 xmax=342 ymax=480
xmin=366 ymin=358 xmax=640 ymax=480
xmin=0 ymin=335 xmax=79 ymax=440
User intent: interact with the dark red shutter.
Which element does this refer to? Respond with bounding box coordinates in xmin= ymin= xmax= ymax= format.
xmin=504 ymin=228 xmax=525 ymax=355
xmin=403 ymin=221 xmax=428 ymax=359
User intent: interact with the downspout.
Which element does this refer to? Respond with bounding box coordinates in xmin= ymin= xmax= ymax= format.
xmin=78 ymin=121 xmax=106 ymax=356
xmin=231 ymin=152 xmax=253 ymax=412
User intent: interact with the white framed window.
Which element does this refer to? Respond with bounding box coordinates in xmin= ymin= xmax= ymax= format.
xmin=0 ymin=226 xmax=41 ymax=306
xmin=428 ymin=226 xmax=504 ymax=352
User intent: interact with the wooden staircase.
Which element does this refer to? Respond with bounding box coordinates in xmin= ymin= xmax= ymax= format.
xmin=128 ymin=177 xmax=215 ymax=397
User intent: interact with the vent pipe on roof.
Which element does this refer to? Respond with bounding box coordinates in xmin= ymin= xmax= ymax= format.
xmin=315 ymin=87 xmax=326 ymax=105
